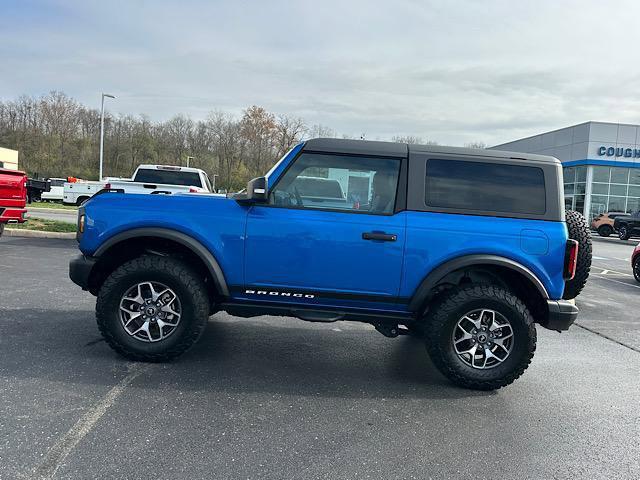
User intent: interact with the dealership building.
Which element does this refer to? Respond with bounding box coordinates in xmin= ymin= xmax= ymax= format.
xmin=491 ymin=121 xmax=640 ymax=220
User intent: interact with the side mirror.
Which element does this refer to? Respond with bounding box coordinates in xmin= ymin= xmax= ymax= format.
xmin=235 ymin=177 xmax=268 ymax=204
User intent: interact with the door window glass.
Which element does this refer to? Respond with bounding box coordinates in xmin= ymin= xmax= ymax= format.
xmin=270 ymin=153 xmax=401 ymax=214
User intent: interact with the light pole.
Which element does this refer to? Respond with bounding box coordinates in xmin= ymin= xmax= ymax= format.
xmin=186 ymin=156 xmax=195 ymax=167
xmin=99 ymin=93 xmax=116 ymax=181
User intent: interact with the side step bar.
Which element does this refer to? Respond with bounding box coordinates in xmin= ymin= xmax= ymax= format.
xmin=220 ymin=302 xmax=415 ymax=325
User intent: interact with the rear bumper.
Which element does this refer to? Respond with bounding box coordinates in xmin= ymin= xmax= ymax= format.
xmin=544 ymin=299 xmax=579 ymax=331
xmin=69 ymin=254 xmax=96 ymax=290
xmin=0 ymin=207 xmax=27 ymax=223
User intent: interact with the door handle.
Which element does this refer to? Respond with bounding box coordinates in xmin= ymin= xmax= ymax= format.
xmin=362 ymin=232 xmax=397 ymax=242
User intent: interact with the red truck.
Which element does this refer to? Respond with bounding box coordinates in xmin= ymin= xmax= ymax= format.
xmin=0 ymin=168 xmax=28 ymax=237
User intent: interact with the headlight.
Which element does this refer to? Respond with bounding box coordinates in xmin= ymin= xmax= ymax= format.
xmin=78 ymin=214 xmax=85 ymax=234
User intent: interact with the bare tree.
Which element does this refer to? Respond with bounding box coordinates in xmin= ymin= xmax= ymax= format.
xmin=391 ymin=135 xmax=438 ymax=145
xmin=274 ymin=115 xmax=307 ymax=157
xmin=464 ymin=141 xmax=487 ymax=149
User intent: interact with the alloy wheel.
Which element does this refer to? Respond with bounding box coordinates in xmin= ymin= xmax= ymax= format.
xmin=119 ymin=281 xmax=182 ymax=342
xmin=452 ymin=309 xmax=514 ymax=369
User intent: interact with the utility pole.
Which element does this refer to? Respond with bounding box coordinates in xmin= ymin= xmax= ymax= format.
xmin=99 ymin=93 xmax=116 ymax=181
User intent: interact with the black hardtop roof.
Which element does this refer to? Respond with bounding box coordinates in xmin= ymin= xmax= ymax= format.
xmin=302 ymin=137 xmax=561 ymax=165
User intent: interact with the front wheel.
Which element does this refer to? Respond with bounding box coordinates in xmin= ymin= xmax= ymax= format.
xmin=96 ymin=255 xmax=210 ymax=361
xmin=634 ymin=257 xmax=640 ymax=283
xmin=0 ymin=223 xmax=4 ymax=237
xmin=424 ymin=285 xmax=536 ymax=390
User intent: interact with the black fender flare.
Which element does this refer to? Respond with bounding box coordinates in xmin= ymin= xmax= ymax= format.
xmin=408 ymin=254 xmax=549 ymax=312
xmin=94 ymin=227 xmax=229 ymax=297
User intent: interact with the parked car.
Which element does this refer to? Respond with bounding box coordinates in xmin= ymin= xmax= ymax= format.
xmin=107 ymin=165 xmax=213 ymax=196
xmin=0 ymin=168 xmax=28 ymax=236
xmin=69 ymin=138 xmax=591 ymax=391
xmin=591 ymin=211 xmax=626 ymax=237
xmin=63 ymin=165 xmax=213 ymax=205
xmin=25 ymin=177 xmax=51 ymax=203
xmin=41 ymin=177 xmax=66 ymax=202
xmin=632 ymin=243 xmax=640 ymax=282
xmin=63 ymin=178 xmax=109 ymax=206
xmin=613 ymin=211 xmax=640 ymax=240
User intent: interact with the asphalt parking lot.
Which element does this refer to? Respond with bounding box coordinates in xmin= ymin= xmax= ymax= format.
xmin=1 ymin=236 xmax=639 ymax=479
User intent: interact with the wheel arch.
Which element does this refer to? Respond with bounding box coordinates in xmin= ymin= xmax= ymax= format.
xmin=409 ymin=255 xmax=549 ymax=315
xmin=90 ymin=228 xmax=229 ymax=299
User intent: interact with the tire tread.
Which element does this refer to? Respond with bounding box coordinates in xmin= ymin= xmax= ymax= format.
xmin=563 ymin=210 xmax=592 ymax=299
xmin=425 ymin=285 xmax=536 ymax=391
xmin=96 ymin=255 xmax=209 ymax=362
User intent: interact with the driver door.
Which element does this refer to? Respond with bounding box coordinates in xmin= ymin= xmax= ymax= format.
xmin=243 ymin=151 xmax=406 ymax=309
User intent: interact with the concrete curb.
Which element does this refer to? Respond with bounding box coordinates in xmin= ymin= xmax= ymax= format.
xmin=4 ymin=228 xmax=76 ymax=239
xmin=28 ymin=206 xmax=77 ymax=215
xmin=590 ymin=235 xmax=637 ymax=246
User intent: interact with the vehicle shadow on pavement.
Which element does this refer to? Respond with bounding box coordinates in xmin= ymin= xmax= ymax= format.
xmin=145 ymin=315 xmax=495 ymax=400
xmin=0 ymin=309 xmax=495 ymax=400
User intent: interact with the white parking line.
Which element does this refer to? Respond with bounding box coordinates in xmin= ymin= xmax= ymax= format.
xmin=591 ymin=266 xmax=632 ymax=277
xmin=591 ymin=275 xmax=640 ymax=289
xmin=31 ymin=363 xmax=150 ymax=479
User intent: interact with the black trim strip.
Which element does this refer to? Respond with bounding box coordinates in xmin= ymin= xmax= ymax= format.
xmin=230 ymin=285 xmax=410 ymax=304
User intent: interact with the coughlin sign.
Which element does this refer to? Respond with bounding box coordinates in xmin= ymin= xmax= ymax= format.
xmin=598 ymin=146 xmax=640 ymax=158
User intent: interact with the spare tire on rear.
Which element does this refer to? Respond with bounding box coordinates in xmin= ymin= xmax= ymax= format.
xmin=563 ymin=210 xmax=592 ymax=299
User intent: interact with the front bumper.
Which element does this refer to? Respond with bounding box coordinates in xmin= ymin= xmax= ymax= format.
xmin=69 ymin=254 xmax=96 ymax=290
xmin=544 ymin=300 xmax=579 ymax=331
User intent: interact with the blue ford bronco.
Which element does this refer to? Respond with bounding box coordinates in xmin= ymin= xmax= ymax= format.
xmin=69 ymin=138 xmax=591 ymax=390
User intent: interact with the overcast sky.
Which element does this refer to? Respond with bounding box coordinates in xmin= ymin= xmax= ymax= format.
xmin=2 ymin=0 xmax=640 ymax=145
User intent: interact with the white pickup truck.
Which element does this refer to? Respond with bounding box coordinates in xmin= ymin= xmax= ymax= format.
xmin=63 ymin=165 xmax=213 ymax=205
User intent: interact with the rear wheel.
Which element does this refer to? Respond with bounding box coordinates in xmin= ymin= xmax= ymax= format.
xmin=0 ymin=223 xmax=4 ymax=238
xmin=618 ymin=225 xmax=631 ymax=240
xmin=96 ymin=255 xmax=210 ymax=361
xmin=563 ymin=210 xmax=592 ymax=300
xmin=597 ymin=224 xmax=613 ymax=237
xmin=634 ymin=257 xmax=640 ymax=283
xmin=424 ymin=285 xmax=536 ymax=391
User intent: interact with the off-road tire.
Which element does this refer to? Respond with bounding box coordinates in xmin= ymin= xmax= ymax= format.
xmin=424 ymin=285 xmax=536 ymax=391
xmin=597 ymin=225 xmax=613 ymax=237
xmin=563 ymin=210 xmax=592 ymax=300
xmin=96 ymin=255 xmax=209 ymax=362
xmin=618 ymin=225 xmax=631 ymax=241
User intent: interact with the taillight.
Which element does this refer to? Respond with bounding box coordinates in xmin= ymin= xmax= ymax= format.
xmin=189 ymin=187 xmax=198 ymax=193
xmin=105 ymin=183 xmax=111 ymax=190
xmin=564 ymin=240 xmax=579 ymax=280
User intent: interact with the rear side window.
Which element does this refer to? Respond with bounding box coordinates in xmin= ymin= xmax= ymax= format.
xmin=134 ymin=169 xmax=202 ymax=187
xmin=425 ymin=159 xmax=546 ymax=215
